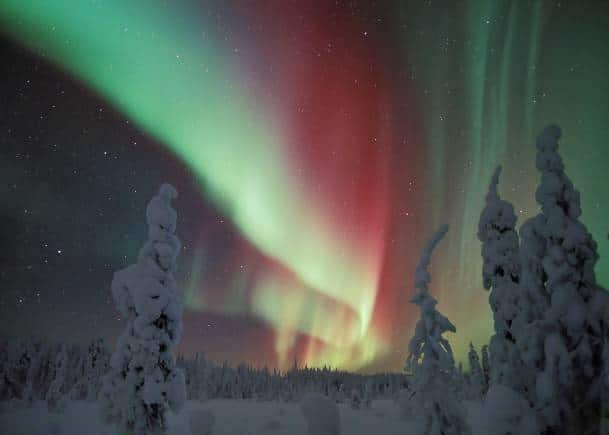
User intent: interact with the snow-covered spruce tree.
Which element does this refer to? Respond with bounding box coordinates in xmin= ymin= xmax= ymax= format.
xmin=0 ymin=339 xmax=30 ymax=400
xmin=22 ymin=340 xmax=39 ymax=403
xmin=405 ymin=224 xmax=466 ymax=435
xmin=71 ymin=338 xmax=109 ymax=401
xmin=602 ymin=338 xmax=609 ymax=435
xmin=23 ymin=341 xmax=51 ymax=403
xmin=477 ymin=166 xmax=524 ymax=390
xmin=46 ymin=344 xmax=69 ymax=411
xmin=602 ymin=337 xmax=609 ymax=435
xmin=516 ymin=125 xmax=609 ymax=433
xmin=101 ymin=183 xmax=186 ymax=435
xmin=466 ymin=343 xmax=485 ymax=401
xmin=88 ymin=338 xmax=110 ymax=401
xmin=480 ymin=344 xmax=490 ymax=388
xmin=69 ymin=346 xmax=86 ymax=400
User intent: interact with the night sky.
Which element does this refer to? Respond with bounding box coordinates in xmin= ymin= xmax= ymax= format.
xmin=1 ymin=1 xmax=608 ymax=373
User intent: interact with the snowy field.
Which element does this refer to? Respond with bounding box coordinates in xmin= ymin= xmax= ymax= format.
xmin=0 ymin=399 xmax=410 ymax=435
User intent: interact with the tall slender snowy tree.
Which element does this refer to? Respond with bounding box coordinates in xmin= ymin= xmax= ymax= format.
xmin=405 ymin=224 xmax=465 ymax=435
xmin=477 ymin=166 xmax=536 ymax=434
xmin=480 ymin=344 xmax=490 ymax=388
xmin=466 ymin=343 xmax=485 ymax=401
xmin=101 ymin=183 xmax=186 ymax=435
xmin=477 ymin=166 xmax=524 ymax=389
xmin=515 ymin=125 xmax=608 ymax=433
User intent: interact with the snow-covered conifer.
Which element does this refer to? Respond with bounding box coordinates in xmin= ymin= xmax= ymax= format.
xmin=101 ymin=183 xmax=186 ymax=434
xmin=89 ymin=339 xmax=110 ymax=400
xmin=477 ymin=166 xmax=523 ymax=389
xmin=71 ymin=338 xmax=109 ymax=401
xmin=603 ymin=338 xmax=609 ymax=434
xmin=1 ymin=340 xmax=30 ymax=400
xmin=466 ymin=343 xmax=485 ymax=401
xmin=349 ymin=387 xmax=361 ymax=409
xmin=405 ymin=225 xmax=466 ymax=435
xmin=23 ymin=341 xmax=50 ymax=403
xmin=68 ymin=347 xmax=87 ymax=401
xmin=46 ymin=344 xmax=69 ymax=411
xmin=478 ymin=166 xmax=521 ymax=291
xmin=516 ymin=125 xmax=609 ymax=433
xmin=481 ymin=344 xmax=490 ymax=388
xmin=22 ymin=341 xmax=38 ymax=403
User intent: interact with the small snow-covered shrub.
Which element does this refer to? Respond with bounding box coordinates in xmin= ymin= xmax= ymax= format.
xmin=349 ymin=388 xmax=361 ymax=409
xmin=301 ymin=393 xmax=340 ymax=435
xmin=189 ymin=408 xmax=215 ymax=435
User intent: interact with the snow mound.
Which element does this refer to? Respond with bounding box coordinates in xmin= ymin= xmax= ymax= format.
xmin=300 ymin=393 xmax=340 ymax=435
xmin=262 ymin=417 xmax=283 ymax=430
xmin=467 ymin=384 xmax=539 ymax=435
xmin=189 ymin=408 xmax=215 ymax=435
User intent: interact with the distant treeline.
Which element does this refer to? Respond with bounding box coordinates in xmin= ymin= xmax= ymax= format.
xmin=0 ymin=337 xmax=410 ymax=408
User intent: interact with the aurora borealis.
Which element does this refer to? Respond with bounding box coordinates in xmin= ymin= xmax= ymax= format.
xmin=1 ymin=1 xmax=608 ymax=373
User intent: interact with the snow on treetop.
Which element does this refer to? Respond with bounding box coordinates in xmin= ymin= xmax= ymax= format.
xmin=479 ymin=166 xmax=518 ymax=233
xmin=486 ymin=165 xmax=502 ymax=202
xmin=146 ymin=182 xmax=179 ymax=236
xmin=159 ymin=182 xmax=178 ymax=201
xmin=413 ymin=223 xmax=449 ymax=299
xmin=534 ymin=124 xmax=582 ymax=220
xmin=536 ymin=124 xmax=561 ymax=152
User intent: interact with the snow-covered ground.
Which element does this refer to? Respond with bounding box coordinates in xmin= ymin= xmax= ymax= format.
xmin=0 ymin=399 xmax=410 ymax=435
